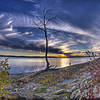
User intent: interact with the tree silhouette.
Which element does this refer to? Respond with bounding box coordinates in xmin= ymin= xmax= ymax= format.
xmin=32 ymin=9 xmax=56 ymax=70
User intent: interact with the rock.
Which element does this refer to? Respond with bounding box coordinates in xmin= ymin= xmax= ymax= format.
xmin=53 ymin=89 xmax=66 ymax=95
xmin=66 ymin=89 xmax=72 ymax=93
xmin=70 ymin=89 xmax=81 ymax=99
xmin=71 ymin=86 xmax=78 ymax=92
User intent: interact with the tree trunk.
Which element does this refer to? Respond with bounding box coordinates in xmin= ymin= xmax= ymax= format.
xmin=44 ymin=24 xmax=49 ymax=70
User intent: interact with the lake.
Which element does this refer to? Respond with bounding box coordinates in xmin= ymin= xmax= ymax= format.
xmin=0 ymin=57 xmax=94 ymax=74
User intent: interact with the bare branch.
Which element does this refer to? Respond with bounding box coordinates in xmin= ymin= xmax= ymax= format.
xmin=46 ymin=16 xmax=57 ymax=25
xmin=42 ymin=9 xmax=53 ymax=25
xmin=43 ymin=9 xmax=52 ymax=17
xmin=38 ymin=27 xmax=44 ymax=31
xmin=42 ymin=9 xmax=46 ymax=25
xmin=32 ymin=20 xmax=40 ymax=27
xmin=35 ymin=16 xmax=44 ymax=25
xmin=32 ymin=20 xmax=44 ymax=31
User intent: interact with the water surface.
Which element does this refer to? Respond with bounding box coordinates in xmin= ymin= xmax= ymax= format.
xmin=0 ymin=57 xmax=93 ymax=74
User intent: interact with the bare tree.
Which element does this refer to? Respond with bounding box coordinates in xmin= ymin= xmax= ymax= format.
xmin=32 ymin=9 xmax=56 ymax=70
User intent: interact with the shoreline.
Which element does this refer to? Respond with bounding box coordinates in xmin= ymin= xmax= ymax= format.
xmin=10 ymin=60 xmax=91 ymax=76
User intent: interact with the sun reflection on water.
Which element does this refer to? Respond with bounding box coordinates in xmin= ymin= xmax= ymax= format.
xmin=60 ymin=58 xmax=70 ymax=68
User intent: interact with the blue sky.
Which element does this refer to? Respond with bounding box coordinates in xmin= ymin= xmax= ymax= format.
xmin=0 ymin=0 xmax=100 ymax=56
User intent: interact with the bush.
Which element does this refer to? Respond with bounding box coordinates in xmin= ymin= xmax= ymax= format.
xmin=0 ymin=58 xmax=11 ymax=97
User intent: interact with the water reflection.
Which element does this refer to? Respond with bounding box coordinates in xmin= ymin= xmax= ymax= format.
xmin=60 ymin=58 xmax=70 ymax=67
xmin=0 ymin=57 xmax=92 ymax=74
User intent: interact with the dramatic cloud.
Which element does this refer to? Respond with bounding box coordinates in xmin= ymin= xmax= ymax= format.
xmin=0 ymin=0 xmax=100 ymax=54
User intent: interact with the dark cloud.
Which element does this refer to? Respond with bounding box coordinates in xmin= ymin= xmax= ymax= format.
xmin=0 ymin=36 xmax=63 ymax=54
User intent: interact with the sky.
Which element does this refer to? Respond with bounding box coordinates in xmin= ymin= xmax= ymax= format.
xmin=0 ymin=0 xmax=100 ymax=57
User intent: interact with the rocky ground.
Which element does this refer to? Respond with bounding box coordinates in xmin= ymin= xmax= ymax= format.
xmin=2 ymin=58 xmax=100 ymax=100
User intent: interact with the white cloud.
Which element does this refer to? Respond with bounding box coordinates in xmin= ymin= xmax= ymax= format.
xmin=24 ymin=32 xmax=30 ymax=35
xmin=0 ymin=35 xmax=5 ymax=40
xmin=48 ymin=39 xmax=62 ymax=46
xmin=48 ymin=22 xmax=96 ymax=38
xmin=0 ymin=14 xmax=4 ymax=19
xmin=2 ymin=25 xmax=13 ymax=31
xmin=76 ymin=39 xmax=88 ymax=44
xmin=5 ymin=32 xmax=18 ymax=37
xmin=7 ymin=20 xmax=13 ymax=25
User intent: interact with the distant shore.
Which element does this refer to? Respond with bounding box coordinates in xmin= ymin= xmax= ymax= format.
xmin=0 ymin=55 xmax=98 ymax=58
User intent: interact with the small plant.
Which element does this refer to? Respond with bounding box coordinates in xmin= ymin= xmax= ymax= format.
xmin=63 ymin=92 xmax=71 ymax=99
xmin=0 ymin=58 xmax=11 ymax=98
